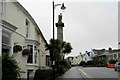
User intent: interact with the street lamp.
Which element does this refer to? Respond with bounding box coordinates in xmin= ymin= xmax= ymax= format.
xmin=52 ymin=1 xmax=66 ymax=64
xmin=53 ymin=1 xmax=66 ymax=41
xmin=52 ymin=1 xmax=66 ymax=79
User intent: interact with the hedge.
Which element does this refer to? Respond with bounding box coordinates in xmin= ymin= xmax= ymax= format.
xmin=34 ymin=69 xmax=53 ymax=80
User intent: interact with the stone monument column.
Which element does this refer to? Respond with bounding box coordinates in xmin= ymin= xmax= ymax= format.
xmin=56 ymin=13 xmax=64 ymax=60
xmin=56 ymin=13 xmax=64 ymax=41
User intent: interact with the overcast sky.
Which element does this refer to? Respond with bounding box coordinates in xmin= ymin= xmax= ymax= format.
xmin=18 ymin=0 xmax=119 ymax=57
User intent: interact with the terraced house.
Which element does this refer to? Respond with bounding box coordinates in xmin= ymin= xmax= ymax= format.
xmin=1 ymin=0 xmax=48 ymax=79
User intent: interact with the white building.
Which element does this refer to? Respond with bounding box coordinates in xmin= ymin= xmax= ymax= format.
xmin=1 ymin=0 xmax=48 ymax=79
xmin=118 ymin=2 xmax=120 ymax=62
xmin=66 ymin=53 xmax=82 ymax=66
xmin=82 ymin=51 xmax=93 ymax=62
xmin=0 ymin=1 xmax=4 ymax=79
xmin=107 ymin=49 xmax=120 ymax=62
xmin=118 ymin=1 xmax=120 ymax=49
xmin=66 ymin=56 xmax=73 ymax=65
xmin=72 ymin=54 xmax=82 ymax=65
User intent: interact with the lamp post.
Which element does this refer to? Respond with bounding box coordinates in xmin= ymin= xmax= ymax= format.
xmin=52 ymin=1 xmax=66 ymax=79
xmin=53 ymin=1 xmax=66 ymax=41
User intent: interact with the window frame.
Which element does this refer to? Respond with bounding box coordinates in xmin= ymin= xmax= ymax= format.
xmin=27 ymin=44 xmax=38 ymax=65
xmin=26 ymin=19 xmax=30 ymax=38
xmin=2 ymin=29 xmax=12 ymax=55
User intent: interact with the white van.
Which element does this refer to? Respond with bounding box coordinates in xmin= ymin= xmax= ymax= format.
xmin=114 ymin=62 xmax=120 ymax=71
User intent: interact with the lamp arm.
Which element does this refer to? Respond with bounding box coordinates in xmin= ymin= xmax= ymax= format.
xmin=54 ymin=4 xmax=61 ymax=9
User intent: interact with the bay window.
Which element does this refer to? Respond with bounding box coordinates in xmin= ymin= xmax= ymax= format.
xmin=34 ymin=46 xmax=37 ymax=64
xmin=27 ymin=45 xmax=33 ymax=63
xmin=27 ymin=44 xmax=38 ymax=65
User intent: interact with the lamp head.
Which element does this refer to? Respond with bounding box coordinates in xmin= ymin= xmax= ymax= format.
xmin=61 ymin=3 xmax=66 ymax=10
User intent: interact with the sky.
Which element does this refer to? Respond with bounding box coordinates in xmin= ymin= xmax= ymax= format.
xmin=17 ymin=0 xmax=119 ymax=57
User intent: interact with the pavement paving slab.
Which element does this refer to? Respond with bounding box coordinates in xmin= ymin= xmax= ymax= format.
xmin=56 ymin=67 xmax=86 ymax=80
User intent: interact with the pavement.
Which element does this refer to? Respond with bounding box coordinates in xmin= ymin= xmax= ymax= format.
xmin=56 ymin=67 xmax=88 ymax=80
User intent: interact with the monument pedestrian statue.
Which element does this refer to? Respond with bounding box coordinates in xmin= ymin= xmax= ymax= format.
xmin=56 ymin=13 xmax=64 ymax=27
xmin=58 ymin=13 xmax=62 ymax=23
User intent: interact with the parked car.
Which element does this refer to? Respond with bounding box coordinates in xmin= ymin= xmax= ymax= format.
xmin=114 ymin=62 xmax=120 ymax=71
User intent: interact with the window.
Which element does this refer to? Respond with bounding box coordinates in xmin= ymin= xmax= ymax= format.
xmin=27 ymin=45 xmax=38 ymax=64
xmin=34 ymin=46 xmax=37 ymax=64
xmin=0 ymin=1 xmax=3 ymax=18
xmin=2 ymin=33 xmax=11 ymax=54
xmin=26 ymin=20 xmax=29 ymax=26
xmin=27 ymin=45 xmax=33 ymax=63
xmin=26 ymin=19 xmax=30 ymax=38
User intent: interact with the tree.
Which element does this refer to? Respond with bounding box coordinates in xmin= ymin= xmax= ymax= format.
xmin=79 ymin=61 xmax=86 ymax=66
xmin=46 ymin=39 xmax=72 ymax=78
xmin=45 ymin=39 xmax=72 ymax=63
xmin=63 ymin=42 xmax=72 ymax=55
xmin=63 ymin=42 xmax=72 ymax=59
xmin=45 ymin=39 xmax=61 ymax=62
xmin=2 ymin=53 xmax=20 ymax=80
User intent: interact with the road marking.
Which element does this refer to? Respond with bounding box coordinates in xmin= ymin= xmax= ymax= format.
xmin=79 ymin=69 xmax=90 ymax=78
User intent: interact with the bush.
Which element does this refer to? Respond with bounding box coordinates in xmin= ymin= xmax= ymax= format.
xmin=57 ymin=65 xmax=64 ymax=75
xmin=34 ymin=69 xmax=53 ymax=80
xmin=109 ymin=60 xmax=117 ymax=64
xmin=79 ymin=61 xmax=86 ymax=66
xmin=56 ymin=61 xmax=70 ymax=68
xmin=2 ymin=53 xmax=20 ymax=80
xmin=55 ymin=61 xmax=69 ymax=76
xmin=87 ymin=61 xmax=93 ymax=65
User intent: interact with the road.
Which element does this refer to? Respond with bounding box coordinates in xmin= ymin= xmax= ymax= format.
xmin=56 ymin=66 xmax=120 ymax=80
xmin=77 ymin=67 xmax=119 ymax=80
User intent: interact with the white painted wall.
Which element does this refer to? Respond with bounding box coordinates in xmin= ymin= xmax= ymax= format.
xmin=0 ymin=0 xmax=3 ymax=55
xmin=13 ymin=52 xmax=27 ymax=78
xmin=39 ymin=38 xmax=46 ymax=68
xmin=13 ymin=33 xmax=27 ymax=78
xmin=5 ymin=2 xmax=37 ymax=40
xmin=118 ymin=2 xmax=120 ymax=62
xmin=83 ymin=52 xmax=93 ymax=62
xmin=0 ymin=26 xmax=2 ymax=55
xmin=4 ymin=2 xmax=47 ymax=78
xmin=0 ymin=26 xmax=2 ymax=80
xmin=71 ymin=54 xmax=82 ymax=65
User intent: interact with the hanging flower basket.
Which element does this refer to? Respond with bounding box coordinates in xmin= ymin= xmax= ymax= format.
xmin=13 ymin=45 xmax=22 ymax=53
xmin=22 ymin=49 xmax=30 ymax=56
